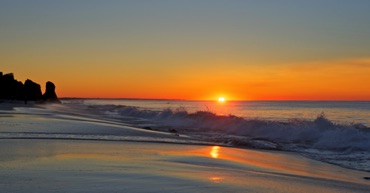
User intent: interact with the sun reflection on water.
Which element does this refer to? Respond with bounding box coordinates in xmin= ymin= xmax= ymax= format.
xmin=210 ymin=146 xmax=220 ymax=159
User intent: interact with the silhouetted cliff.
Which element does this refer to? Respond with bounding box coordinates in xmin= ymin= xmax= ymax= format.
xmin=0 ymin=71 xmax=61 ymax=103
xmin=24 ymin=79 xmax=42 ymax=101
xmin=0 ymin=72 xmax=24 ymax=100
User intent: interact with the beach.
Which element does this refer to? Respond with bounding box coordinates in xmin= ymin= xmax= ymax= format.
xmin=1 ymin=103 xmax=370 ymax=192
xmin=3 ymin=0 xmax=370 ymax=191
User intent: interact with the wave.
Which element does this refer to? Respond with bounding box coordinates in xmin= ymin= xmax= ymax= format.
xmin=88 ymin=104 xmax=370 ymax=151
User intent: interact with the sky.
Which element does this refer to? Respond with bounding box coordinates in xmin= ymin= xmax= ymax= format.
xmin=1 ymin=0 xmax=370 ymax=100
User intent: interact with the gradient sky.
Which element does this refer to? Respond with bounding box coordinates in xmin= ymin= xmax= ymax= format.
xmin=1 ymin=0 xmax=370 ymax=100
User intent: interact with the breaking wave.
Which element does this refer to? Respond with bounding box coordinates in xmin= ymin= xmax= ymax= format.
xmin=88 ymin=104 xmax=370 ymax=151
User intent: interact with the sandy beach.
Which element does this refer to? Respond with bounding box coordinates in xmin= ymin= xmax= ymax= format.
xmin=1 ymin=103 xmax=370 ymax=193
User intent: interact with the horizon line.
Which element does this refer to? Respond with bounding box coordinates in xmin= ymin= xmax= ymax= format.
xmin=59 ymin=97 xmax=370 ymax=102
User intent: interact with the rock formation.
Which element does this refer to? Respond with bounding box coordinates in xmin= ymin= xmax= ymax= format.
xmin=0 ymin=72 xmax=24 ymax=100
xmin=42 ymin=81 xmax=61 ymax=103
xmin=24 ymin=79 xmax=42 ymax=101
xmin=0 ymin=71 xmax=61 ymax=103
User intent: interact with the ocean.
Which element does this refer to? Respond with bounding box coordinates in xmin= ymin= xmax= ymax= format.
xmin=79 ymin=99 xmax=370 ymax=126
xmin=60 ymin=99 xmax=370 ymax=172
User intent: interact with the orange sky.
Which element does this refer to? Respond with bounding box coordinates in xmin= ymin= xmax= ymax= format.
xmin=4 ymin=57 xmax=369 ymax=101
xmin=1 ymin=1 xmax=370 ymax=100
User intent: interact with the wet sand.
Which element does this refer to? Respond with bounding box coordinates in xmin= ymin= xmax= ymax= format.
xmin=1 ymin=139 xmax=370 ymax=193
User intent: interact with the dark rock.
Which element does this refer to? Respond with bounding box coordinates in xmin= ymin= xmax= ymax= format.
xmin=0 ymin=73 xmax=24 ymax=100
xmin=168 ymin=128 xmax=178 ymax=133
xmin=1 ymin=72 xmax=61 ymax=103
xmin=24 ymin=79 xmax=42 ymax=101
xmin=142 ymin=126 xmax=153 ymax=130
xmin=42 ymin=81 xmax=61 ymax=103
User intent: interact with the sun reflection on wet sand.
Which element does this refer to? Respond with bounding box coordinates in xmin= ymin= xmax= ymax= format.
xmin=210 ymin=146 xmax=220 ymax=158
xmin=209 ymin=176 xmax=224 ymax=184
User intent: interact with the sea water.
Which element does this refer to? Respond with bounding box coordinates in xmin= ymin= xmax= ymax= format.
xmin=61 ymin=99 xmax=370 ymax=172
xmin=80 ymin=99 xmax=370 ymax=126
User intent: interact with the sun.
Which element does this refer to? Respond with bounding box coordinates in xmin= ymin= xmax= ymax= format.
xmin=218 ymin=97 xmax=225 ymax=102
